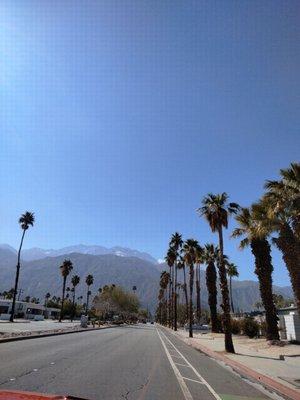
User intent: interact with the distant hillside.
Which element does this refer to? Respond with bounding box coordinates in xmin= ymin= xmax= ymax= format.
xmin=0 ymin=248 xmax=293 ymax=313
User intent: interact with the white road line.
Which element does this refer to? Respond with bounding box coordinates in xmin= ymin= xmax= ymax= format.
xmin=174 ymin=362 xmax=191 ymax=368
xmin=156 ymin=328 xmax=193 ymax=400
xmin=159 ymin=329 xmax=222 ymax=400
xmin=182 ymin=376 xmax=205 ymax=384
xmin=170 ymin=354 xmax=183 ymax=359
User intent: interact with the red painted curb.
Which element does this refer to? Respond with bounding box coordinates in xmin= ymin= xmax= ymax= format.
xmin=166 ymin=328 xmax=300 ymax=400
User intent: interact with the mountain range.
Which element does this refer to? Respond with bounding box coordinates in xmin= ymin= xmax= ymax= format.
xmin=0 ymin=244 xmax=293 ymax=313
xmin=0 ymin=244 xmax=157 ymax=264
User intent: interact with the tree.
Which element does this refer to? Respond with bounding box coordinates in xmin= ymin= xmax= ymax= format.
xmin=169 ymin=232 xmax=183 ymax=331
xmin=225 ymin=262 xmax=239 ymax=314
xmin=10 ymin=211 xmax=35 ymax=322
xmin=177 ymin=256 xmax=189 ymax=322
xmin=195 ymin=246 xmax=203 ymax=322
xmin=263 ymin=163 xmax=300 ymax=313
xmin=203 ymin=244 xmax=220 ymax=333
xmin=59 ymin=259 xmax=73 ymax=322
xmin=182 ymin=238 xmax=200 ymax=338
xmin=85 ymin=274 xmax=94 ymax=315
xmin=71 ymin=275 xmax=80 ymax=321
xmin=232 ymin=207 xmax=279 ymax=341
xmin=165 ymin=247 xmax=176 ymax=328
xmin=198 ymin=193 xmax=239 ymax=353
xmin=157 ymin=271 xmax=170 ymax=325
xmin=45 ymin=292 xmax=51 ymax=307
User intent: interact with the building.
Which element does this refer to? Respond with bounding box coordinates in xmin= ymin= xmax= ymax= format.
xmin=0 ymin=299 xmax=60 ymax=320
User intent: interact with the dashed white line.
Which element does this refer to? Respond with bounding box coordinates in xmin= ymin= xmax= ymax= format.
xmin=182 ymin=376 xmax=205 ymax=384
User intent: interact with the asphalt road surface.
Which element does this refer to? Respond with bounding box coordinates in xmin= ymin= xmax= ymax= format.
xmin=0 ymin=324 xmax=283 ymax=400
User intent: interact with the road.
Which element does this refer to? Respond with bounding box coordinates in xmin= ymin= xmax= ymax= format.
xmin=0 ymin=324 xmax=282 ymax=400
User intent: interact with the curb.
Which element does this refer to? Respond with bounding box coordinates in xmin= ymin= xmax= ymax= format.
xmin=0 ymin=325 xmax=116 ymax=344
xmin=163 ymin=327 xmax=300 ymax=400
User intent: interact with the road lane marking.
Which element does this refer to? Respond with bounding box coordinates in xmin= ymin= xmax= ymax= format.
xmin=156 ymin=328 xmax=193 ymax=400
xmin=159 ymin=329 xmax=222 ymax=400
xmin=182 ymin=377 xmax=205 ymax=384
xmin=174 ymin=362 xmax=192 ymax=368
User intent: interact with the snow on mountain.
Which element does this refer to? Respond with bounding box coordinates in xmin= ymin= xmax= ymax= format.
xmin=2 ymin=244 xmax=158 ymax=264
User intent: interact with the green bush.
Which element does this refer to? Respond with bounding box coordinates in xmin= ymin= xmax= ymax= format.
xmin=230 ymin=319 xmax=241 ymax=334
xmin=241 ymin=317 xmax=259 ymax=338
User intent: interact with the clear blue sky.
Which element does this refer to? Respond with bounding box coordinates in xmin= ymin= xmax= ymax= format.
xmin=1 ymin=1 xmax=299 ymax=286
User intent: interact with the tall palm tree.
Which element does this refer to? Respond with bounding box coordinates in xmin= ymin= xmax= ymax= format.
xmin=225 ymin=262 xmax=239 ymax=314
xmin=85 ymin=274 xmax=94 ymax=315
xmin=198 ymin=193 xmax=239 ymax=353
xmin=263 ymin=163 xmax=300 ymax=313
xmin=232 ymin=207 xmax=279 ymax=341
xmin=59 ymin=259 xmax=73 ymax=322
xmin=182 ymin=239 xmax=200 ymax=338
xmin=10 ymin=211 xmax=35 ymax=322
xmin=158 ymin=271 xmax=170 ymax=324
xmin=71 ymin=275 xmax=80 ymax=321
xmin=177 ymin=256 xmax=189 ymax=322
xmin=170 ymin=232 xmax=183 ymax=331
xmin=45 ymin=292 xmax=51 ymax=307
xmin=165 ymin=248 xmax=176 ymax=328
xmin=195 ymin=246 xmax=203 ymax=322
xmin=203 ymin=244 xmax=219 ymax=333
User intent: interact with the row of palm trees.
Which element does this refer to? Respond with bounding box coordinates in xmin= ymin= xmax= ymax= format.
xmin=7 ymin=210 xmax=97 ymax=322
xmin=59 ymin=260 xmax=94 ymax=321
xmin=158 ymin=162 xmax=299 ymax=354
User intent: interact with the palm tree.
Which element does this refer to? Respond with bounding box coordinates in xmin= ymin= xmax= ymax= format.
xmin=71 ymin=275 xmax=80 ymax=321
xmin=225 ymin=262 xmax=239 ymax=314
xmin=10 ymin=211 xmax=35 ymax=322
xmin=45 ymin=292 xmax=51 ymax=307
xmin=232 ymin=207 xmax=279 ymax=341
xmin=263 ymin=163 xmax=300 ymax=313
xmin=158 ymin=271 xmax=170 ymax=324
xmin=170 ymin=232 xmax=183 ymax=331
xmin=59 ymin=259 xmax=73 ymax=322
xmin=85 ymin=274 xmax=94 ymax=315
xmin=198 ymin=193 xmax=239 ymax=353
xmin=203 ymin=244 xmax=219 ymax=333
xmin=195 ymin=246 xmax=203 ymax=322
xmin=177 ymin=256 xmax=189 ymax=322
xmin=182 ymin=239 xmax=200 ymax=338
xmin=165 ymin=248 xmax=176 ymax=328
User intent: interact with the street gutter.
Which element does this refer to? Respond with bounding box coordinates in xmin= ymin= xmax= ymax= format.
xmin=160 ymin=325 xmax=300 ymax=400
xmin=0 ymin=324 xmax=117 ymax=344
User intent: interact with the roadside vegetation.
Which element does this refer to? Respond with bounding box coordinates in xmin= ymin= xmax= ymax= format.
xmin=156 ymin=162 xmax=300 ymax=353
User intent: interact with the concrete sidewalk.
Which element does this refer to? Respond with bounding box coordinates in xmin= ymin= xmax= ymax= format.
xmin=172 ymin=328 xmax=300 ymax=400
xmin=0 ymin=319 xmax=80 ymax=334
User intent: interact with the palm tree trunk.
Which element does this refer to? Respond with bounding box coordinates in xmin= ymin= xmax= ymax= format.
xmin=71 ymin=288 xmax=76 ymax=322
xmin=250 ymin=238 xmax=279 ymax=340
xmin=274 ymin=224 xmax=300 ymax=314
xmin=206 ymin=261 xmax=219 ymax=333
xmin=196 ymin=264 xmax=201 ymax=322
xmin=59 ymin=276 xmax=66 ymax=322
xmin=86 ymin=287 xmax=90 ymax=315
xmin=218 ymin=227 xmax=235 ymax=353
xmin=183 ymin=264 xmax=189 ymax=321
xmin=189 ymin=264 xmax=194 ymax=338
xmin=229 ymin=276 xmax=235 ymax=314
xmin=174 ymin=262 xmax=178 ymax=331
xmin=10 ymin=229 xmax=26 ymax=322
xmin=168 ymin=265 xmax=172 ymax=327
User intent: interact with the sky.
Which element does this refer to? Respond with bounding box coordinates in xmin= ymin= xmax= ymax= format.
xmin=0 ymin=1 xmax=299 ymax=286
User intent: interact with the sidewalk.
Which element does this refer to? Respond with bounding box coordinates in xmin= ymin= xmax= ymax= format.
xmin=172 ymin=328 xmax=300 ymax=400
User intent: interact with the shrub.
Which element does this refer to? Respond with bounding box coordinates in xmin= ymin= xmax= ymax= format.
xmin=231 ymin=319 xmax=241 ymax=334
xmin=241 ymin=317 xmax=259 ymax=338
